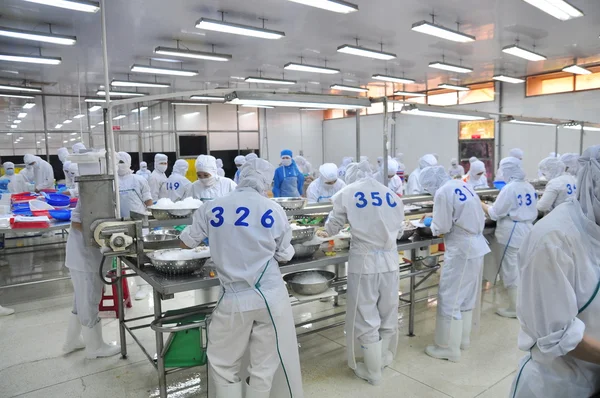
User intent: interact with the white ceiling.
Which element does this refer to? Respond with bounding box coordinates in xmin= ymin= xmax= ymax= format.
xmin=0 ymin=0 xmax=599 ymax=129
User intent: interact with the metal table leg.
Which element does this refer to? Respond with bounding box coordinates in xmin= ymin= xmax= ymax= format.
xmin=154 ymin=291 xmax=167 ymax=398
xmin=408 ymin=248 xmax=416 ymax=337
xmin=116 ymin=258 xmax=128 ymax=359
xmin=334 ymin=263 xmax=342 ymax=306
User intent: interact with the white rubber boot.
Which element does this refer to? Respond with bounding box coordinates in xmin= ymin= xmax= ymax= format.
xmin=134 ymin=276 xmax=149 ymax=300
xmin=496 ymin=287 xmax=518 ymax=318
xmin=425 ymin=316 xmax=462 ymax=362
xmin=381 ymin=335 xmax=396 ymax=368
xmin=354 ymin=340 xmax=383 ymax=386
xmin=82 ymin=322 xmax=121 ymax=359
xmin=0 ymin=305 xmax=15 ymax=316
xmin=63 ymin=313 xmax=85 ymax=353
xmin=460 ymin=311 xmax=473 ymax=350
xmin=215 ymin=381 xmax=242 ymax=398
xmin=245 ymin=378 xmax=270 ymax=398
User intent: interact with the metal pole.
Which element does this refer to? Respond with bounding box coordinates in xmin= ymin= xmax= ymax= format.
xmin=408 ymin=248 xmax=416 ymax=336
xmin=580 ymin=123 xmax=585 ymax=155
xmin=497 ymin=81 xmax=503 ymax=165
xmin=138 ymin=105 xmax=143 ymax=163
xmin=153 ymin=292 xmax=167 ymax=397
xmin=554 ymin=125 xmax=559 ymax=156
xmin=257 ymin=106 xmax=261 ymax=156
xmin=86 ymin=103 xmax=92 ymax=148
xmin=263 ymin=108 xmax=269 ymax=160
xmin=236 ymin=105 xmax=241 ymax=155
xmin=383 ymin=97 xmax=389 ymax=187
xmin=116 ymin=259 xmax=127 ymax=359
xmin=41 ymin=95 xmax=50 ymax=161
xmin=355 ymin=110 xmax=361 ymax=161
xmin=206 ymin=105 xmax=211 ymax=155
xmin=173 ymin=105 xmax=179 ymax=157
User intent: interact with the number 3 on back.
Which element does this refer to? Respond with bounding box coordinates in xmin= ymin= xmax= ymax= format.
xmin=354 ymin=191 xmax=397 ymax=208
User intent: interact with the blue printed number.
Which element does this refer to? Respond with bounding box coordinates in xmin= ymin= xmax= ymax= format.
xmin=234 ymin=207 xmax=250 ymax=227
xmin=567 ymin=184 xmax=573 ymax=195
xmin=355 ymin=192 xmax=368 ymax=208
xmin=462 ymin=185 xmax=475 ymax=197
xmin=261 ymin=209 xmax=275 ymax=228
xmin=455 ymin=188 xmax=468 ymax=202
xmin=386 ymin=193 xmax=397 ymax=208
xmin=166 ymin=182 xmax=180 ymax=191
xmin=517 ymin=194 xmax=523 ymax=206
xmin=525 ymin=193 xmax=532 ymax=206
xmin=210 ymin=207 xmax=224 ymax=227
xmin=371 ymin=192 xmax=382 ymax=207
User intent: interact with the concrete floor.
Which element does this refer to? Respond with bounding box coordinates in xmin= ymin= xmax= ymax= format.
xmin=0 ymin=244 xmax=523 ymax=398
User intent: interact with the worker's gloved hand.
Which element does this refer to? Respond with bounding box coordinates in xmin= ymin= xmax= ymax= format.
xmin=423 ymin=217 xmax=433 ymax=227
xmin=202 ymin=238 xmax=209 ymax=246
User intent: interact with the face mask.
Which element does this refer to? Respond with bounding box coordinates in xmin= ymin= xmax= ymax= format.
xmin=141 ymin=166 xmax=147 ymax=171
xmin=6 ymin=169 xmax=14 ymax=176
xmin=26 ymin=164 xmax=33 ymax=171
xmin=281 ymin=159 xmax=292 ymax=167
xmin=118 ymin=163 xmax=130 ymax=176
xmin=157 ymin=164 xmax=167 ymax=173
xmin=200 ymin=176 xmax=215 ymax=187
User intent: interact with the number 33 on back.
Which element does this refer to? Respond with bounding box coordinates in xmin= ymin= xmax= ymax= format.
xmin=210 ymin=207 xmax=275 ymax=228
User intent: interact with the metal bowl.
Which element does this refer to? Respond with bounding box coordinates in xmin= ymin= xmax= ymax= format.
xmin=143 ymin=230 xmax=180 ymax=250
xmin=292 ymin=213 xmax=329 ymax=227
xmin=283 ymin=270 xmax=336 ymax=296
xmin=149 ymin=207 xmax=195 ymax=220
xmin=169 ymin=208 xmax=195 ymax=217
xmin=291 ymin=226 xmax=316 ymax=244
xmin=147 ymin=249 xmax=209 ymax=276
xmin=292 ymin=243 xmax=321 ymax=259
xmin=272 ymin=197 xmax=307 ymax=211
xmin=398 ymin=227 xmax=416 ymax=241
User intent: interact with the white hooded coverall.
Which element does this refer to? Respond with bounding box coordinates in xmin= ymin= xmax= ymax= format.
xmin=406 ymin=154 xmax=438 ymax=195
xmin=148 ymin=153 xmax=168 ymax=201
xmin=159 ymin=159 xmax=191 ymax=202
xmin=184 ymin=155 xmax=237 ymax=201
xmin=117 ymin=152 xmax=152 ymax=218
xmin=306 ymin=163 xmax=346 ymax=203
xmin=373 ymin=159 xmax=403 ymax=195
xmin=24 ymin=154 xmax=54 ymax=191
xmin=536 ymin=157 xmax=577 ymax=213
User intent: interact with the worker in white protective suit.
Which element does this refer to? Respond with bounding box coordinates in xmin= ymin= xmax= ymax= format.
xmin=373 ymin=159 xmax=403 ymax=195
xmin=216 ymin=158 xmax=225 ymax=177
xmin=482 ymin=157 xmax=537 ymax=318
xmin=63 ymin=163 xmax=79 ymax=198
xmin=464 ymin=160 xmax=489 ymax=189
xmin=537 ymin=157 xmax=577 ymax=214
xmin=295 ymin=155 xmax=313 ymax=177
xmin=406 ymin=154 xmax=438 ymax=195
xmin=8 ymin=166 xmax=33 ymax=193
xmin=62 ymin=161 xmax=72 ymax=189
xmin=234 ymin=155 xmax=246 ymax=184
xmin=72 ymin=142 xmax=86 ymax=154
xmin=23 ymin=154 xmax=54 ymax=191
xmin=63 ymin=200 xmax=120 ymax=358
xmin=324 ymin=160 xmax=405 ymax=386
xmin=509 ymin=145 xmax=600 ymax=398
xmin=184 ymin=155 xmax=236 ymax=202
xmin=306 ymin=163 xmax=346 ymax=203
xmin=394 ymin=153 xmax=406 ymax=182
xmin=58 ymin=147 xmax=70 ymax=185
xmin=245 ymin=153 xmax=258 ymax=162
xmin=148 ymin=153 xmax=169 ymax=201
xmin=337 ymin=156 xmax=353 ymax=182
xmin=509 ymin=148 xmax=524 ymax=160
xmin=448 ymin=158 xmax=465 ymax=179
xmin=136 ymin=161 xmax=151 ymax=181
xmin=560 ymin=153 xmax=580 ymax=177
xmin=159 ymin=159 xmax=191 ymax=202
xmin=180 ymin=158 xmax=303 ymax=398
xmin=0 ymin=162 xmax=16 ymax=192
xmin=419 ymin=166 xmax=490 ymax=362
xmin=116 ymin=152 xmax=153 ymax=300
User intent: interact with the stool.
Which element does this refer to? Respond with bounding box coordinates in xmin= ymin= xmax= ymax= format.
xmin=99 ymin=269 xmax=132 ymax=318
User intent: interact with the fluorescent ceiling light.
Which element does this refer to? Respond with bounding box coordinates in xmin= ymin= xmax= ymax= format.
xmin=69 ymin=138 xmax=76 ymax=141
xmin=96 ymin=89 xmax=147 ymax=97
xmin=153 ymin=116 xmax=161 ymax=120
xmin=90 ymin=125 xmax=96 ymax=128
xmin=154 ymin=46 xmax=232 ymax=62
xmin=522 ymin=0 xmax=583 ymax=21
xmin=429 ymin=61 xmax=473 ymax=73
xmin=565 ymin=124 xmax=600 ymax=132
xmin=243 ymin=105 xmax=274 ymax=109
xmin=245 ymin=76 xmax=297 ymax=85
xmin=283 ymin=62 xmax=340 ymax=74
xmin=10 ymin=125 xmax=17 ymax=128
xmin=54 ymin=124 xmax=62 ymax=128
xmin=509 ymin=120 xmax=556 ymax=126
xmin=13 ymin=120 xmax=21 ymax=124
xmin=195 ymin=17 xmax=285 ymax=40
xmin=113 ymin=115 xmax=126 ymax=120
xmin=0 ymin=83 xmax=42 ymax=92
xmin=85 ymin=98 xmax=107 ymax=103
xmin=411 ymin=21 xmax=476 ymax=43
xmin=225 ymin=90 xmax=371 ymax=110
xmin=493 ymin=75 xmax=525 ymax=84
xmin=98 ymin=121 xmax=104 ymax=125
xmin=0 ymin=26 xmax=76 ymax=45
xmin=502 ymin=45 xmax=546 ymax=61
xmin=63 ymin=119 xmax=72 ymax=124
xmin=393 ymin=90 xmax=426 ymax=97
xmin=183 ymin=112 xmax=200 ymax=117
xmin=88 ymin=105 xmax=102 ymax=111
xmin=24 ymin=0 xmax=100 ymax=12
xmin=17 ymin=113 xmax=27 ymax=118
xmin=73 ymin=114 xmax=85 ymax=118
xmin=337 ymin=44 xmax=396 ymax=60
xmin=70 ymin=132 xmax=78 ymax=135
xmin=300 ymin=108 xmax=324 ymax=111
xmin=172 ymin=102 xmax=208 ymax=106
xmin=287 ymin=0 xmax=358 ymax=13
xmin=330 ymin=83 xmax=368 ymax=93
xmin=189 ymin=95 xmax=225 ymax=101
xmin=111 ymin=79 xmax=170 ymax=88
xmin=23 ymin=103 xmax=36 ymax=109
xmin=239 ymin=112 xmax=255 ymax=117
xmin=438 ymin=83 xmax=470 ymax=91
xmin=562 ymin=64 xmax=591 ymax=75
xmin=130 ymin=64 xmax=198 ymax=77
xmin=372 ymin=74 xmax=415 ymax=84
xmin=0 ymin=93 xmax=35 ymax=99
xmin=402 ymin=104 xmax=487 ymax=120
xmin=131 ymin=106 xmax=148 ymax=112
xmin=0 ymin=52 xmax=61 ymax=65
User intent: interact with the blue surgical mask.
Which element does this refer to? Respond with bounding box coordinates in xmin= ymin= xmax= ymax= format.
xmin=6 ymin=169 xmax=14 ymax=176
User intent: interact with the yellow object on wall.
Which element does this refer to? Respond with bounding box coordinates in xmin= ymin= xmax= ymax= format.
xmin=184 ymin=159 xmax=197 ymax=182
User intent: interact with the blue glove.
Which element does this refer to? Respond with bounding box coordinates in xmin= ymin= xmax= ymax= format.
xmin=423 ymin=217 xmax=433 ymax=227
xmin=202 ymin=238 xmax=209 ymax=246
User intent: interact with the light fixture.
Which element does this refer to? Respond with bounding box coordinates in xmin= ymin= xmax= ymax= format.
xmin=0 ymin=52 xmax=61 ymax=65
xmin=183 ymin=111 xmax=200 ymax=117
xmin=283 ymin=62 xmax=340 ymax=74
xmin=0 ymin=93 xmax=35 ymax=99
xmin=153 ymin=116 xmax=161 ymax=120
xmin=24 ymin=0 xmax=100 ymax=12
xmin=85 ymin=98 xmax=107 ymax=103
xmin=96 ymin=89 xmax=147 ymax=97
xmin=88 ymin=105 xmax=102 ymax=112
xmin=393 ymin=90 xmax=426 ymax=97
xmin=330 ymin=83 xmax=368 ymax=93
xmin=239 ymin=112 xmax=256 ymax=117
xmin=113 ymin=115 xmax=126 ymax=120
xmin=411 ymin=20 xmax=476 ymax=43
xmin=154 ymin=46 xmax=232 ymax=62
xmin=493 ymin=74 xmax=525 ymax=84
xmin=562 ymin=64 xmax=591 ymax=75
xmin=245 ymin=76 xmax=297 ymax=85
xmin=98 ymin=121 xmax=104 ymax=125
xmin=63 ymin=119 xmax=72 ymax=124
xmin=90 ymin=125 xmax=96 ymax=128
xmin=337 ymin=44 xmax=396 ymax=60
xmin=502 ymin=44 xmax=546 ymax=61
xmin=195 ymin=17 xmax=285 ymax=40
xmin=429 ymin=61 xmax=473 ymax=73
xmin=54 ymin=124 xmax=62 ymax=128
xmin=522 ymin=0 xmax=583 ymax=21
xmin=286 ymin=0 xmax=358 ymax=13
xmin=17 ymin=113 xmax=27 ymax=118
xmin=242 ymin=105 xmax=274 ymax=109
xmin=0 ymin=26 xmax=76 ymax=45
xmin=224 ymin=90 xmax=371 ymax=110
xmin=0 ymin=83 xmax=42 ymax=92
xmin=10 ymin=125 xmax=17 ymax=128
xmin=131 ymin=106 xmax=148 ymax=112
xmin=509 ymin=120 xmax=555 ymax=126
xmin=565 ymin=124 xmax=600 ymax=132
xmin=111 ymin=79 xmax=170 ymax=88
xmin=23 ymin=103 xmax=36 ymax=109
xmin=402 ymin=104 xmax=487 ymax=120
xmin=73 ymin=114 xmax=85 ymax=118
xmin=189 ymin=95 xmax=225 ymax=101
xmin=172 ymin=102 xmax=209 ymax=106
xmin=13 ymin=120 xmax=22 ymax=124
xmin=130 ymin=64 xmax=198 ymax=77
xmin=70 ymin=132 xmax=78 ymax=135
xmin=438 ymin=83 xmax=470 ymax=91
xmin=372 ymin=74 xmax=415 ymax=84
xmin=69 ymin=138 xmax=76 ymax=141
xmin=300 ymin=108 xmax=324 ymax=111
